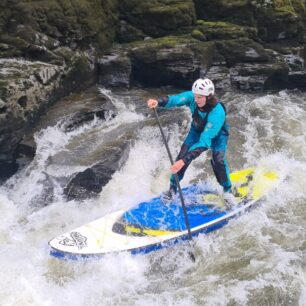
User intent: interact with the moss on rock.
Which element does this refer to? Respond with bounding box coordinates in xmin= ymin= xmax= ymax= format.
xmin=194 ymin=20 xmax=256 ymax=40
xmin=0 ymin=0 xmax=119 ymax=54
xmin=194 ymin=0 xmax=255 ymax=26
xmin=119 ymin=0 xmax=196 ymax=37
xmin=191 ymin=29 xmax=207 ymax=41
xmin=125 ymin=35 xmax=215 ymax=87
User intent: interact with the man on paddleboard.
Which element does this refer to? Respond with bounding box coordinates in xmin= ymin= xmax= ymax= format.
xmin=147 ymin=78 xmax=236 ymax=208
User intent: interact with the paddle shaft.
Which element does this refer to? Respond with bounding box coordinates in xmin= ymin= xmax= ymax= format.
xmin=153 ymin=108 xmax=194 ymax=242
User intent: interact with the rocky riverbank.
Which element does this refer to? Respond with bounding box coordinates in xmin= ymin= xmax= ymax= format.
xmin=0 ymin=0 xmax=305 ymax=180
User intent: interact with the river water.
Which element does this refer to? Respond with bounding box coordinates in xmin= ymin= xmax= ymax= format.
xmin=0 ymin=87 xmax=305 ymax=306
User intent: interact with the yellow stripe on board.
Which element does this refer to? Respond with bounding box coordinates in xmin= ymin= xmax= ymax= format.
xmin=125 ymin=225 xmax=179 ymax=237
xmin=202 ymin=168 xmax=279 ymax=204
xmin=252 ymin=171 xmax=278 ymax=200
xmin=230 ymin=168 xmax=278 ymax=201
xmin=230 ymin=168 xmax=255 ymax=184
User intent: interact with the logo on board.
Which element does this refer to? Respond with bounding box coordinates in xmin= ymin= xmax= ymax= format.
xmin=59 ymin=231 xmax=87 ymax=249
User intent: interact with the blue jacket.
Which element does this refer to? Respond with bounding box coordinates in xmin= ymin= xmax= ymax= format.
xmin=160 ymin=91 xmax=229 ymax=163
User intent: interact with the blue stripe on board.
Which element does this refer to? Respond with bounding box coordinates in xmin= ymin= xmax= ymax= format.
xmin=122 ymin=184 xmax=225 ymax=231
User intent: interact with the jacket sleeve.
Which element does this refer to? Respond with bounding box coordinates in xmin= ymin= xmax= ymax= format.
xmin=159 ymin=91 xmax=194 ymax=108
xmin=182 ymin=104 xmax=226 ymax=164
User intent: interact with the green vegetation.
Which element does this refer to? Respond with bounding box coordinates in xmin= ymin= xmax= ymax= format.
xmin=191 ymin=29 xmax=206 ymax=41
xmin=194 ymin=20 xmax=255 ymax=40
xmin=273 ymin=0 xmax=297 ymax=14
xmin=0 ymin=0 xmax=119 ymax=53
xmin=196 ymin=20 xmax=243 ymax=28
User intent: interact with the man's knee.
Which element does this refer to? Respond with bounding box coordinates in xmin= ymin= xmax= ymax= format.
xmin=211 ymin=151 xmax=230 ymax=189
xmin=212 ymin=151 xmax=225 ymax=165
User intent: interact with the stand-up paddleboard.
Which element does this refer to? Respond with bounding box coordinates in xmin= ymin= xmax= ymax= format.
xmin=49 ymin=168 xmax=279 ymax=259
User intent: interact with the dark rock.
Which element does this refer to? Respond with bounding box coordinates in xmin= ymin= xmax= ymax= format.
xmin=191 ymin=29 xmax=207 ymax=42
xmin=0 ymin=98 xmax=6 ymax=113
xmin=64 ymin=109 xmax=116 ymax=132
xmin=128 ymin=36 xmax=215 ymax=87
xmin=256 ymin=9 xmax=305 ymax=42
xmin=17 ymin=142 xmax=36 ymax=159
xmin=264 ymin=44 xmax=306 ymax=72
xmin=230 ymin=61 xmax=289 ymax=91
xmin=15 ymin=25 xmax=60 ymax=50
xmin=288 ymin=72 xmax=306 ymax=90
xmin=64 ymin=143 xmax=130 ymax=201
xmin=0 ymin=1 xmax=117 ymax=175
xmin=0 ymin=53 xmax=95 ymax=171
xmin=194 ymin=0 xmax=256 ymax=26
xmin=0 ymin=0 xmax=119 ymax=51
xmin=0 ymin=162 xmax=19 ymax=184
xmin=193 ymin=0 xmax=306 ymax=43
xmin=25 ymin=44 xmax=63 ymax=64
xmin=97 ymin=51 xmax=132 ymax=88
xmin=119 ymin=0 xmax=196 ymax=37
xmin=0 ymin=35 xmax=30 ymax=56
xmin=216 ymin=39 xmax=271 ymax=66
xmin=206 ymin=65 xmax=231 ymax=90
xmin=0 ymin=42 xmax=22 ymax=57
xmin=17 ymin=95 xmax=27 ymax=108
xmin=117 ymin=21 xmax=146 ymax=43
xmin=195 ymin=20 xmax=257 ymax=41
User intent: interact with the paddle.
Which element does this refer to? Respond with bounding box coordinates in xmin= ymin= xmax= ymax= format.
xmin=152 ymin=107 xmax=196 ymax=262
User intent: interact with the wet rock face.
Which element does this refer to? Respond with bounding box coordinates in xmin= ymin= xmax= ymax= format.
xmin=97 ymin=51 xmax=132 ymax=88
xmin=194 ymin=0 xmax=255 ymax=26
xmin=194 ymin=0 xmax=306 ymax=42
xmin=98 ymin=0 xmax=305 ymax=92
xmin=63 ymin=143 xmax=130 ymax=201
xmin=98 ymin=37 xmax=215 ymax=88
xmin=0 ymin=59 xmax=60 ymax=164
xmin=254 ymin=1 xmax=306 ymax=42
xmin=0 ymin=53 xmax=94 ymax=158
xmin=215 ymin=39 xmax=271 ymax=65
xmin=0 ymin=0 xmax=118 ymax=171
xmin=230 ymin=62 xmax=290 ymax=91
xmin=117 ymin=21 xmax=146 ymax=44
xmin=0 ymin=0 xmax=119 ymax=56
xmin=118 ymin=0 xmax=196 ymax=37
xmin=98 ymin=34 xmax=305 ymax=92
xmin=130 ymin=39 xmax=214 ymax=88
xmin=64 ymin=110 xmax=116 ymax=132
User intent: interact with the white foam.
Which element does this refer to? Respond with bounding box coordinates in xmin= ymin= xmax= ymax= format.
xmin=98 ymin=125 xmax=182 ymax=213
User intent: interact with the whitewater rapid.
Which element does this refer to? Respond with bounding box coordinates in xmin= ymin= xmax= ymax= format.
xmin=0 ymin=88 xmax=305 ymax=306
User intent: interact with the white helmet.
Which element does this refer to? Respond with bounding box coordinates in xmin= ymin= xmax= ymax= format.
xmin=192 ymin=78 xmax=215 ymax=96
